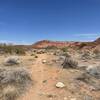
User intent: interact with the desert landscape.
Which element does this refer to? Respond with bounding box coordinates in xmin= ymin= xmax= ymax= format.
xmin=0 ymin=38 xmax=99 ymax=100
xmin=1 ymin=0 xmax=100 ymax=99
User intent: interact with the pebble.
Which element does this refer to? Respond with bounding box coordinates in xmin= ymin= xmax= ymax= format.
xmin=56 ymin=82 xmax=65 ymax=88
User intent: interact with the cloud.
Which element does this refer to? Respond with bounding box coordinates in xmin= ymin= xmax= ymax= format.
xmin=74 ymin=33 xmax=100 ymax=37
xmin=0 ymin=40 xmax=15 ymax=44
xmin=0 ymin=40 xmax=30 ymax=45
xmin=72 ymin=33 xmax=100 ymax=41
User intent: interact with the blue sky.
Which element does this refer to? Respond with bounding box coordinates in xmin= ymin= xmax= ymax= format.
xmin=0 ymin=0 xmax=100 ymax=44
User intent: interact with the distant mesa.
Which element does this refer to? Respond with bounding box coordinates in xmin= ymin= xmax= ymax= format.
xmin=32 ymin=37 xmax=100 ymax=50
xmin=0 ymin=37 xmax=100 ymax=50
xmin=32 ymin=40 xmax=81 ymax=48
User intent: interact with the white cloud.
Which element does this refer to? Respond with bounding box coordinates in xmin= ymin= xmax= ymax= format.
xmin=74 ymin=33 xmax=100 ymax=37
xmin=72 ymin=33 xmax=100 ymax=42
xmin=0 ymin=40 xmax=30 ymax=45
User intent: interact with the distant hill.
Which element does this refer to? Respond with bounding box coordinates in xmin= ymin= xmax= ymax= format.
xmin=32 ymin=40 xmax=82 ymax=48
xmin=0 ymin=37 xmax=99 ymax=52
xmin=32 ymin=37 xmax=100 ymax=50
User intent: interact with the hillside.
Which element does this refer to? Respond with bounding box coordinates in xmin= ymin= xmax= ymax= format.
xmin=32 ymin=37 xmax=100 ymax=50
xmin=32 ymin=40 xmax=82 ymax=48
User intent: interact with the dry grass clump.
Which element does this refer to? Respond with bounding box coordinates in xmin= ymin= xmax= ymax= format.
xmin=62 ymin=52 xmax=71 ymax=58
xmin=61 ymin=47 xmax=68 ymax=52
xmin=0 ymin=44 xmax=26 ymax=55
xmin=86 ymin=65 xmax=100 ymax=79
xmin=4 ymin=56 xmax=21 ymax=66
xmin=93 ymin=49 xmax=100 ymax=59
xmin=0 ymin=67 xmax=32 ymax=100
xmin=81 ymin=51 xmax=91 ymax=60
xmin=62 ymin=57 xmax=78 ymax=69
xmin=76 ymin=65 xmax=100 ymax=91
xmin=31 ymin=54 xmax=38 ymax=58
xmin=2 ymin=85 xmax=19 ymax=100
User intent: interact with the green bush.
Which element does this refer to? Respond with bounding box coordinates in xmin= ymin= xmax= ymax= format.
xmin=31 ymin=54 xmax=35 ymax=56
xmin=61 ymin=47 xmax=68 ymax=52
xmin=0 ymin=44 xmax=26 ymax=55
xmin=78 ymin=43 xmax=87 ymax=49
xmin=15 ymin=48 xmax=25 ymax=55
xmin=45 ymin=46 xmax=58 ymax=50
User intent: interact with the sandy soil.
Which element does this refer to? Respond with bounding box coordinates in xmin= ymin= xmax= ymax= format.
xmin=17 ymin=54 xmax=100 ymax=100
xmin=0 ymin=53 xmax=100 ymax=100
xmin=19 ymin=54 xmax=61 ymax=100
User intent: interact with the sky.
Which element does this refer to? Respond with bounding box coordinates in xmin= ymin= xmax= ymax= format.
xmin=0 ymin=0 xmax=100 ymax=44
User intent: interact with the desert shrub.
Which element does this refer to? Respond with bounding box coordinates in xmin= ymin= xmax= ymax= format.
xmin=34 ymin=55 xmax=38 ymax=58
xmin=4 ymin=56 xmax=20 ymax=66
xmin=86 ymin=65 xmax=100 ymax=79
xmin=2 ymin=85 xmax=19 ymax=100
xmin=81 ymin=51 xmax=91 ymax=60
xmin=3 ymin=45 xmax=13 ymax=54
xmin=31 ymin=54 xmax=35 ymax=56
xmin=45 ymin=46 xmax=58 ymax=50
xmin=31 ymin=54 xmax=38 ymax=58
xmin=62 ymin=57 xmax=78 ymax=69
xmin=0 ymin=68 xmax=32 ymax=100
xmin=93 ymin=49 xmax=100 ymax=54
xmin=61 ymin=47 xmax=68 ymax=52
xmin=78 ymin=43 xmax=87 ymax=49
xmin=0 ymin=44 xmax=25 ymax=55
xmin=62 ymin=52 xmax=71 ymax=58
xmin=15 ymin=48 xmax=25 ymax=55
xmin=77 ymin=65 xmax=100 ymax=89
xmin=93 ymin=49 xmax=100 ymax=59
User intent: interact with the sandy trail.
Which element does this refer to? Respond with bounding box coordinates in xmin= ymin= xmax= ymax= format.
xmin=20 ymin=54 xmax=45 ymax=100
xmin=20 ymin=54 xmax=60 ymax=100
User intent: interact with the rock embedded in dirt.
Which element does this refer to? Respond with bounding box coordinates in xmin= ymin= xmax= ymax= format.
xmin=42 ymin=59 xmax=47 ymax=63
xmin=56 ymin=82 xmax=65 ymax=88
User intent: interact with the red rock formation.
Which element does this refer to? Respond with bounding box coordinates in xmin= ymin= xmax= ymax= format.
xmin=32 ymin=40 xmax=82 ymax=48
xmin=31 ymin=37 xmax=100 ymax=50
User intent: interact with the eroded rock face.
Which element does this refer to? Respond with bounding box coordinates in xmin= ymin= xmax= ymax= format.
xmin=32 ymin=40 xmax=81 ymax=49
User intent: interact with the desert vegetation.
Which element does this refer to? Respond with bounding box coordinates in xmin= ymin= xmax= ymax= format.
xmin=62 ymin=57 xmax=78 ymax=69
xmin=0 ymin=56 xmax=32 ymax=100
xmin=0 ymin=44 xmax=25 ymax=55
xmin=4 ymin=56 xmax=20 ymax=66
xmin=0 ymin=38 xmax=99 ymax=100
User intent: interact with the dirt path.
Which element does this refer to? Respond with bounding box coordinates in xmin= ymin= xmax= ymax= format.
xmin=19 ymin=53 xmax=61 ymax=100
xmin=20 ymin=54 xmax=46 ymax=100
